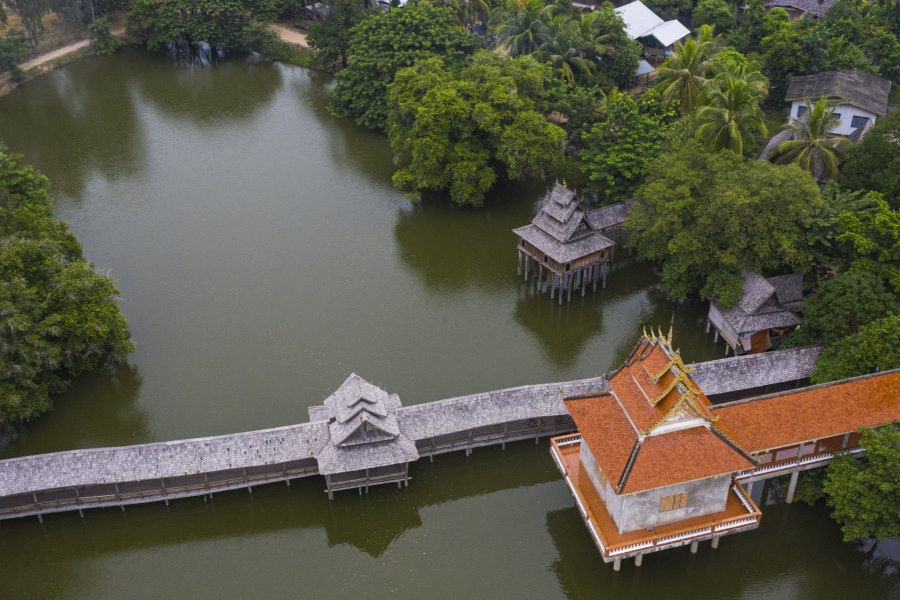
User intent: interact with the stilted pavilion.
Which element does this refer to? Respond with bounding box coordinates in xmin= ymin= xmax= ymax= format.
xmin=309 ymin=374 xmax=419 ymax=499
xmin=513 ymin=182 xmax=617 ymax=304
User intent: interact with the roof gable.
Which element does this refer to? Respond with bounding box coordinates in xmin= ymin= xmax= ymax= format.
xmin=785 ymin=70 xmax=891 ymax=116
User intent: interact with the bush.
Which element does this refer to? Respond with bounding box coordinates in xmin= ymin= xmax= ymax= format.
xmin=89 ymin=17 xmax=120 ymax=56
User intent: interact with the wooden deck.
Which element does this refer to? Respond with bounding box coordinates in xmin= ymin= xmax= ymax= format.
xmin=550 ymin=435 xmax=761 ymax=562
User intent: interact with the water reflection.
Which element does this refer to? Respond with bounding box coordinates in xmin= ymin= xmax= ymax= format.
xmin=513 ymin=294 xmax=604 ymax=369
xmin=134 ymin=53 xmax=283 ymax=126
xmin=393 ymin=186 xmax=540 ymax=294
xmin=2 ymin=363 xmax=147 ymax=458
xmin=0 ymin=54 xmax=146 ymax=200
xmin=546 ymin=503 xmax=899 ymax=599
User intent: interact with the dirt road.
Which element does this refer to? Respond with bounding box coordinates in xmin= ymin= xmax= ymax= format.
xmin=269 ymin=24 xmax=309 ymax=48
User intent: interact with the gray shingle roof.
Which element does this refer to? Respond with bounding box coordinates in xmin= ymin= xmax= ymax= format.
xmin=396 ymin=376 xmax=608 ymax=440
xmin=764 ymin=0 xmax=834 ymax=18
xmin=691 ymin=346 xmax=822 ymax=396
xmin=513 ymin=182 xmax=617 ymax=264
xmin=713 ymin=271 xmax=804 ymax=334
xmin=0 ymin=422 xmax=330 ymax=497
xmin=785 ymin=70 xmax=892 ymax=117
xmin=315 ymin=436 xmax=419 ymax=476
xmin=738 ymin=271 xmax=776 ymax=314
xmin=585 ymin=199 xmax=636 ymax=232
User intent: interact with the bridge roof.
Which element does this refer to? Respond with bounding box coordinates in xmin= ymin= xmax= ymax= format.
xmin=0 ymin=422 xmax=330 ymax=498
xmin=690 ymin=345 xmax=821 ymax=397
xmin=712 ymin=369 xmax=900 ymax=452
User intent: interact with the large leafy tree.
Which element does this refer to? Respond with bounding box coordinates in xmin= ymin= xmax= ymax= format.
xmin=307 ymin=0 xmax=370 ymax=68
xmin=625 ymin=140 xmax=821 ymax=305
xmin=824 ymin=426 xmax=900 ymax=544
xmin=329 ymin=1 xmax=480 ymax=131
xmin=0 ymin=149 xmax=134 ymax=427
xmin=695 ymin=71 xmax=768 ymax=154
xmin=387 ymin=52 xmax=565 ymax=207
xmin=769 ymin=98 xmax=850 ymax=180
xmin=811 ymin=316 xmax=900 ymax=383
xmin=127 ymin=0 xmax=282 ymax=51
xmin=580 ymin=89 xmax=677 ymax=202
xmin=839 ymin=109 xmax=900 ymax=208
xmin=693 ymin=0 xmax=735 ymax=34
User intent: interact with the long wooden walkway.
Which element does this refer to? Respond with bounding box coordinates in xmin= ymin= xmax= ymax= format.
xmin=0 ymin=347 xmax=821 ymax=522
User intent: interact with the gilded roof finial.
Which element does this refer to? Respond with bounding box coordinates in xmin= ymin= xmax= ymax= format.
xmin=562 ymin=178 xmax=568 ymax=188
xmin=667 ymin=325 xmax=673 ymax=345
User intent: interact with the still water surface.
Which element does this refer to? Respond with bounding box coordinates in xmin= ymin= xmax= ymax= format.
xmin=0 ymin=50 xmax=895 ymax=599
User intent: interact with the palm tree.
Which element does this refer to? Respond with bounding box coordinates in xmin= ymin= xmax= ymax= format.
xmin=494 ymin=0 xmax=551 ymax=56
xmin=574 ymin=10 xmax=613 ymax=60
xmin=539 ymin=14 xmax=595 ymax=84
xmin=768 ymin=98 xmax=851 ymax=180
xmin=695 ymin=73 xmax=768 ymax=154
xmin=654 ymin=32 xmax=714 ymax=114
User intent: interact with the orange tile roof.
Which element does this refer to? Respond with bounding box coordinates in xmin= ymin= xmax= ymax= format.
xmin=564 ymin=393 xmax=637 ymax=486
xmin=621 ymin=427 xmax=753 ymax=493
xmin=713 ymin=369 xmax=900 ymax=452
xmin=565 ymin=334 xmax=753 ymax=495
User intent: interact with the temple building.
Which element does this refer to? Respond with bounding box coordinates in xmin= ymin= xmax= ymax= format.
xmin=707 ymin=271 xmax=804 ymax=355
xmin=551 ymin=330 xmax=900 ymax=569
xmin=513 ymin=182 xmax=632 ymax=304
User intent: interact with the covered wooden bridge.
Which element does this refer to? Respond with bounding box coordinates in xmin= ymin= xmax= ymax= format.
xmin=0 ymin=346 xmax=825 ymax=523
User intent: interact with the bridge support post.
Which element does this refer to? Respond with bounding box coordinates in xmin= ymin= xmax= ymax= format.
xmin=690 ymin=541 xmax=698 ymax=554
xmin=634 ymin=554 xmax=643 ymax=567
xmin=706 ymin=319 xmax=711 ymax=333
xmin=711 ymin=536 xmax=720 ymax=549
xmin=713 ymin=329 xmax=719 ymax=343
xmin=746 ymin=481 xmax=754 ymax=496
xmin=613 ymin=558 xmax=621 ymax=572
xmin=786 ymin=470 xmax=799 ymax=504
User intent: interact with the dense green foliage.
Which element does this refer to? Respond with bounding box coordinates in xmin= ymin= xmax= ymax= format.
xmin=329 ymin=1 xmax=480 ymax=131
xmin=89 ymin=16 xmax=119 ymax=55
xmin=0 ymin=27 xmax=26 ymax=81
xmin=693 ymin=0 xmax=734 ymax=34
xmin=625 ymin=139 xmax=821 ymax=306
xmin=812 ymin=316 xmax=900 ymax=383
xmin=492 ymin=1 xmax=640 ymax=89
xmin=824 ymin=426 xmax=900 ymax=543
xmin=579 ymin=90 xmax=676 ymax=203
xmin=127 ymin=0 xmax=283 ymax=51
xmin=387 ymin=52 xmax=565 ymax=207
xmin=769 ymin=99 xmax=849 ymax=180
xmin=306 ymin=0 xmax=368 ymax=68
xmin=0 ymin=150 xmax=134 ymax=427
xmin=839 ymin=109 xmax=900 ymax=207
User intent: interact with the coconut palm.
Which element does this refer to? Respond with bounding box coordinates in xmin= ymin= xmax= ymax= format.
xmin=574 ymin=10 xmax=613 ymax=60
xmin=654 ymin=31 xmax=714 ymax=114
xmin=494 ymin=0 xmax=551 ymax=56
xmin=768 ymin=98 xmax=851 ymax=180
xmin=695 ymin=73 xmax=768 ymax=154
xmin=539 ymin=14 xmax=595 ymax=84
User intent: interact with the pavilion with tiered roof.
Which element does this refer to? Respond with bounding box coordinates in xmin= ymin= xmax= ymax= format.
xmin=513 ymin=182 xmax=632 ymax=303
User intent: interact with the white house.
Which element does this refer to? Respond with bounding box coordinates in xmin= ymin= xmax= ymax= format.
xmin=785 ymin=70 xmax=892 ymax=138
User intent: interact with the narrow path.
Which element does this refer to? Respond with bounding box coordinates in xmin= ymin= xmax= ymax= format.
xmin=269 ymin=23 xmax=309 ymax=48
xmin=0 ymin=28 xmax=124 ymax=87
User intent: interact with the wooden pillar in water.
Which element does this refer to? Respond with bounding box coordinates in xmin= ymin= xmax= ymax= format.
xmin=581 ymin=269 xmax=587 ymax=297
xmin=559 ymin=275 xmax=565 ymax=306
xmin=786 ymin=470 xmax=799 ymax=504
xmin=568 ymin=274 xmax=573 ymax=302
xmin=524 ymin=255 xmax=530 ymax=282
xmin=517 ymin=250 xmax=522 ymax=276
xmin=550 ymin=272 xmax=555 ymax=300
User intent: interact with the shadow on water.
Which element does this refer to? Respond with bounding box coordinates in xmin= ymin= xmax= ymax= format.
xmin=1 ymin=363 xmax=147 ymax=459
xmin=392 ymin=182 xmax=544 ymax=294
xmin=0 ymin=51 xmax=146 ymax=200
xmin=133 ymin=51 xmax=282 ymax=126
xmin=0 ymin=441 xmax=559 ymax=566
xmin=546 ymin=503 xmax=900 ymax=600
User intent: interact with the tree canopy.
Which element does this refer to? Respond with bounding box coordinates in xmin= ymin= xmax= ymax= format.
xmin=127 ymin=0 xmax=283 ymax=51
xmin=0 ymin=149 xmax=134 ymax=427
xmin=824 ymin=426 xmax=900 ymax=543
xmin=625 ymin=139 xmax=821 ymax=306
xmin=329 ymin=1 xmax=480 ymax=131
xmin=839 ymin=109 xmax=900 ymax=208
xmin=387 ymin=52 xmax=565 ymax=207
xmin=812 ymin=316 xmax=900 ymax=384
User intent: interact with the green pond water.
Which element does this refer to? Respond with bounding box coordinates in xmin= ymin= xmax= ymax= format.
xmin=0 ymin=50 xmax=896 ymax=599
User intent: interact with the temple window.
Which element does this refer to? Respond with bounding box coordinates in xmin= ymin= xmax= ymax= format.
xmin=659 ymin=491 xmax=688 ymax=512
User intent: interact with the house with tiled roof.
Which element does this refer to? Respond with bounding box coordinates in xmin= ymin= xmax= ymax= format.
xmin=785 ymin=70 xmax=892 ymax=138
xmin=707 ymin=271 xmax=804 ymax=355
xmin=551 ymin=330 xmax=900 ymax=569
